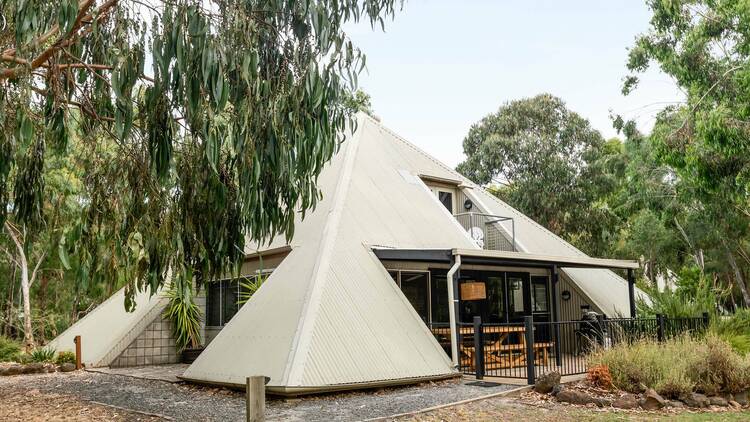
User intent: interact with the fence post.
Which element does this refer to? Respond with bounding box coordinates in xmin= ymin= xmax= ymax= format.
xmin=656 ymin=314 xmax=665 ymax=342
xmin=524 ymin=315 xmax=535 ymax=385
xmin=702 ymin=312 xmax=710 ymax=328
xmin=473 ymin=316 xmax=484 ymax=380
xmin=246 ymin=376 xmax=267 ymax=422
xmin=73 ymin=335 xmax=82 ymax=370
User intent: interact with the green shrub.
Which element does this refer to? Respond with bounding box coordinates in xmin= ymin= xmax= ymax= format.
xmin=711 ymin=309 xmax=750 ymax=355
xmin=55 ymin=351 xmax=76 ymax=365
xmin=0 ymin=336 xmax=22 ymax=362
xmin=688 ymin=333 xmax=750 ymax=394
xmin=589 ymin=334 xmax=750 ymax=398
xmin=29 ymin=347 xmax=56 ymax=363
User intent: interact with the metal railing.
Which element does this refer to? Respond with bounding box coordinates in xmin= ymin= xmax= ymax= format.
xmin=434 ymin=313 xmax=710 ymax=384
xmin=453 ymin=212 xmax=516 ymax=251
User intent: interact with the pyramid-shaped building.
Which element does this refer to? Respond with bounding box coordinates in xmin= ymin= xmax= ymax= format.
xmin=50 ymin=114 xmax=643 ymax=394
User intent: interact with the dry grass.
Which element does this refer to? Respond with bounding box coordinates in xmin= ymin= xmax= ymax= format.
xmin=589 ymin=334 xmax=750 ymax=398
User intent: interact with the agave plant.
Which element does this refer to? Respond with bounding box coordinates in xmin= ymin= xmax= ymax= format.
xmin=163 ymin=271 xmax=202 ymax=351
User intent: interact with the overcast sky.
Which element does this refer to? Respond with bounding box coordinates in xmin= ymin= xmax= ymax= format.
xmin=345 ymin=1 xmax=685 ymax=167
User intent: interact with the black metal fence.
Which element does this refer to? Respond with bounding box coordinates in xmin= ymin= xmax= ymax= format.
xmin=435 ymin=313 xmax=710 ymax=385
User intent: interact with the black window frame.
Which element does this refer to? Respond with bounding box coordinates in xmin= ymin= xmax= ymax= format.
xmin=206 ymin=271 xmax=271 ymax=328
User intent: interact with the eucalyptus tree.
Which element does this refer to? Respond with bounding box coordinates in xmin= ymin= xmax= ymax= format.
xmin=623 ymin=0 xmax=750 ymax=306
xmin=457 ymin=94 xmax=612 ymax=256
xmin=1 ymin=0 xmax=400 ymax=346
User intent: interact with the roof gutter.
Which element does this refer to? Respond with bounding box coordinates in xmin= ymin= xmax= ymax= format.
xmin=446 ymin=254 xmax=461 ymax=368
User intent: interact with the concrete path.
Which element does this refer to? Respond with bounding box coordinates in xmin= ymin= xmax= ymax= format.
xmin=87 ymin=364 xmax=189 ymax=383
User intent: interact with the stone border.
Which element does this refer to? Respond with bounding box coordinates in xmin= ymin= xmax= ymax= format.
xmin=361 ymin=384 xmax=533 ymax=422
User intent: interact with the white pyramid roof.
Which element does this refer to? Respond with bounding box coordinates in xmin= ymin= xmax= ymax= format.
xmin=183 ymin=114 xmax=643 ymax=393
xmin=182 ymin=116 xmax=478 ymax=393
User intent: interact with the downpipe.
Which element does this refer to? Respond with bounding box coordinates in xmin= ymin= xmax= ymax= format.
xmin=446 ymin=254 xmax=461 ymax=368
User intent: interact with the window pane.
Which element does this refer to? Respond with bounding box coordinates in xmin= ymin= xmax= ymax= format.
xmin=400 ymin=272 xmax=429 ymax=323
xmin=207 ymin=281 xmax=222 ymax=326
xmin=438 ymin=191 xmax=453 ymax=214
xmin=532 ymin=281 xmax=549 ymax=312
xmin=222 ymin=280 xmax=239 ymax=325
xmin=487 ymin=276 xmax=505 ymax=322
xmin=430 ymin=275 xmax=449 ymax=323
xmin=509 ymin=278 xmax=524 ymax=313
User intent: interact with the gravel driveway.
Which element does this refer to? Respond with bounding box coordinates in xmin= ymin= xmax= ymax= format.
xmin=0 ymin=371 xmax=516 ymax=421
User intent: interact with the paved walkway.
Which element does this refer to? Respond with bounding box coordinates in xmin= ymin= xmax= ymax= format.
xmin=87 ymin=364 xmax=189 ymax=383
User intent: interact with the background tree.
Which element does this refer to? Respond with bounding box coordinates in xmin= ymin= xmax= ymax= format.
xmin=622 ymin=0 xmax=750 ymax=307
xmin=457 ymin=93 xmax=614 ymax=256
xmin=1 ymin=0 xmax=401 ymax=347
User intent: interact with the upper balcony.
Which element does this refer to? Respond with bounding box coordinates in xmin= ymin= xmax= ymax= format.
xmin=453 ymin=212 xmax=516 ymax=252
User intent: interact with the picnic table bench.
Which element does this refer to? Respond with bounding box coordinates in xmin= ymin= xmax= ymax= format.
xmin=430 ymin=325 xmax=554 ymax=369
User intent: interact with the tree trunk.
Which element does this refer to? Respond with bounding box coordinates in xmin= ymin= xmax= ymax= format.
xmin=38 ymin=274 xmax=48 ymax=343
xmin=4 ymin=222 xmax=34 ymax=351
xmin=724 ymin=241 xmax=750 ymax=308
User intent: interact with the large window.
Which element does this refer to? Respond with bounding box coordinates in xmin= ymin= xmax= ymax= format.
xmin=389 ymin=270 xmax=431 ymax=324
xmin=207 ymin=273 xmax=268 ymax=327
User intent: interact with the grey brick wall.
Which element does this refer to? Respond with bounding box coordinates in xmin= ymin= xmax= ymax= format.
xmin=110 ymin=313 xmax=180 ymax=367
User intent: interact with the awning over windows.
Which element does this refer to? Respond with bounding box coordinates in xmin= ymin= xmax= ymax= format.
xmin=372 ymin=247 xmax=638 ymax=270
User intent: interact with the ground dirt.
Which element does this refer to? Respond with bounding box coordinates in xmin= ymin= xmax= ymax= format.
xmin=3 ymin=371 xmax=750 ymax=421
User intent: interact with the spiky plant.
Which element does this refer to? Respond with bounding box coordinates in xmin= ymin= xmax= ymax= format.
xmin=163 ymin=272 xmax=202 ymax=351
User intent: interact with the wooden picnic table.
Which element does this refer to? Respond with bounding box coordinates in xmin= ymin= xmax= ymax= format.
xmin=430 ymin=325 xmax=553 ymax=369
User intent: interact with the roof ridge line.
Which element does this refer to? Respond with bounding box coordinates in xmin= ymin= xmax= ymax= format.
xmin=283 ymin=119 xmax=364 ymax=386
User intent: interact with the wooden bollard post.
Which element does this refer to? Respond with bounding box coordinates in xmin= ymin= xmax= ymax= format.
xmin=73 ymin=335 xmax=82 ymax=370
xmin=246 ymin=376 xmax=267 ymax=422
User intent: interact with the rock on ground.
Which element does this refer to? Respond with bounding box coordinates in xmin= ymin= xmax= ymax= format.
xmin=60 ymin=363 xmax=76 ymax=372
xmin=640 ymin=388 xmax=667 ymax=410
xmin=612 ymin=393 xmax=639 ymax=409
xmin=556 ymin=389 xmax=608 ymax=407
xmin=534 ymin=371 xmax=561 ymax=394
xmin=680 ymin=392 xmax=710 ymax=408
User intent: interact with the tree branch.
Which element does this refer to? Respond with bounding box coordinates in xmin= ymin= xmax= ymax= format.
xmin=29 ymin=250 xmax=47 ymax=288
xmin=0 ymin=0 xmax=118 ymax=80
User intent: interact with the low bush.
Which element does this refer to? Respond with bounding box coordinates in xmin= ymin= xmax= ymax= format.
xmin=55 ymin=351 xmax=76 ymax=365
xmin=29 ymin=347 xmax=56 ymax=363
xmin=0 ymin=336 xmax=22 ymax=362
xmin=711 ymin=309 xmax=750 ymax=355
xmin=589 ymin=334 xmax=750 ymax=398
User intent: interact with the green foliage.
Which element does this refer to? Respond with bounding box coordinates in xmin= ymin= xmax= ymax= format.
xmin=1 ymin=0 xmax=402 ymax=325
xmin=55 ymin=350 xmax=76 ymax=365
xmin=29 ymin=347 xmax=56 ymax=363
xmin=589 ymin=334 xmax=750 ymax=398
xmin=163 ymin=275 xmax=202 ymax=351
xmin=637 ymin=268 xmax=719 ymax=318
xmin=342 ymin=90 xmax=375 ymax=116
xmin=621 ymin=0 xmax=750 ymax=306
xmin=711 ymin=309 xmax=750 ymax=355
xmin=238 ymin=274 xmax=267 ymax=305
xmin=457 ymin=94 xmax=613 ymax=256
xmin=0 ymin=336 xmax=22 ymax=362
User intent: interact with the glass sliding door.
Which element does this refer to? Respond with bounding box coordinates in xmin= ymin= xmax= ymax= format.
xmin=506 ymin=273 xmax=530 ymax=322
